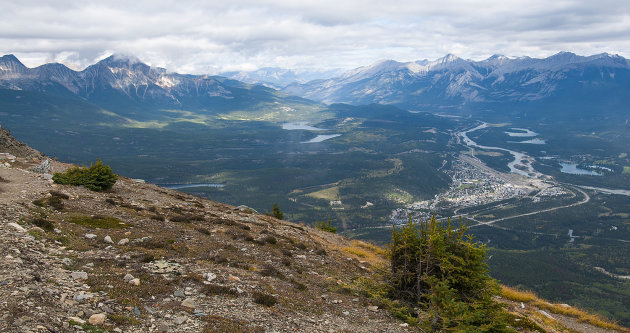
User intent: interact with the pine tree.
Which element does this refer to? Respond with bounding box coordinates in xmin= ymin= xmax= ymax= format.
xmin=390 ymin=216 xmax=510 ymax=332
xmin=266 ymin=203 xmax=284 ymax=220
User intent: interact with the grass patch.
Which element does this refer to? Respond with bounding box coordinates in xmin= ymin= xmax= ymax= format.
xmin=109 ymin=314 xmax=140 ymax=326
xmin=306 ymin=186 xmax=340 ymax=201
xmin=67 ymin=214 xmax=128 ymax=229
xmin=170 ymin=214 xmax=204 ymax=223
xmin=341 ymin=240 xmax=386 ymax=265
xmin=203 ymin=284 xmax=239 ymax=297
xmin=251 ymin=292 xmax=277 ymax=307
xmin=623 ymin=166 xmax=630 ymax=174
xmin=203 ymin=315 xmax=263 ymax=333
xmin=500 ymin=285 xmax=630 ymax=332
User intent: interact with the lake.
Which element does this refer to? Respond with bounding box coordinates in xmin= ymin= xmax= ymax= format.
xmin=559 ymin=163 xmax=601 ymax=176
xmin=302 ymin=134 xmax=342 ymax=143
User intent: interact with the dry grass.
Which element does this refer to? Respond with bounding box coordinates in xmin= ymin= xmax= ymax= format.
xmin=340 ymin=240 xmax=386 ymax=266
xmin=500 ymin=285 xmax=630 ymax=332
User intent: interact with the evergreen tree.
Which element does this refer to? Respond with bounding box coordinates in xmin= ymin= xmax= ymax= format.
xmin=266 ymin=203 xmax=284 ymax=220
xmin=390 ymin=216 xmax=510 ymax=332
xmin=53 ymin=159 xmax=118 ymax=192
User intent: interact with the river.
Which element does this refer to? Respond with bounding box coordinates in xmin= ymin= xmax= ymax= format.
xmin=458 ymin=123 xmax=535 ymax=177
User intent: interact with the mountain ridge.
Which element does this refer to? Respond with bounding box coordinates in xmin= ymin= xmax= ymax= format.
xmin=282 ymin=52 xmax=630 ymax=108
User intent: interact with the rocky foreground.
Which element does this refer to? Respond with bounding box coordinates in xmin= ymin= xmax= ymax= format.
xmin=0 ymin=145 xmax=413 ymax=332
xmin=0 ymin=126 xmax=627 ymax=333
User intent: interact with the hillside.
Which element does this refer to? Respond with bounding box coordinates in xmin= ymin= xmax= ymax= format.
xmin=1 ymin=127 xmax=628 ymax=332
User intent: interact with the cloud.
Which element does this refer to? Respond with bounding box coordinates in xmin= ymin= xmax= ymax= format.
xmin=1 ymin=0 xmax=630 ymax=73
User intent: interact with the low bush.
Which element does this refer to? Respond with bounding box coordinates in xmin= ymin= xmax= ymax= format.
xmin=32 ymin=217 xmax=55 ymax=231
xmin=315 ymin=220 xmax=337 ymax=233
xmin=53 ymin=159 xmax=118 ymax=192
xmin=252 ymin=292 xmax=277 ymax=307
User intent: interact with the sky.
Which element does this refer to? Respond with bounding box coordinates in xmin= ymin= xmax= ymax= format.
xmin=2 ymin=0 xmax=630 ymax=74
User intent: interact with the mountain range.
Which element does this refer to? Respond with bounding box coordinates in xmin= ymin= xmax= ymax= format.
xmin=2 ymin=51 xmax=629 ymax=119
xmin=282 ymin=52 xmax=630 ymax=112
xmin=0 ymin=54 xmax=320 ymax=120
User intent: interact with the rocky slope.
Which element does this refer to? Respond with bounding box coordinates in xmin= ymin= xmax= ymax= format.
xmin=0 ymin=128 xmax=627 ymax=332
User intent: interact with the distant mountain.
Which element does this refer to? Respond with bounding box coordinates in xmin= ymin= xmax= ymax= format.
xmin=283 ymin=52 xmax=630 ymax=113
xmin=220 ymin=67 xmax=344 ymax=89
xmin=0 ymin=54 xmax=321 ymax=119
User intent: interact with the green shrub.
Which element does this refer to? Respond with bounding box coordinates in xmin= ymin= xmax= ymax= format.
xmin=32 ymin=217 xmax=55 ymax=231
xmin=53 ymin=159 xmax=118 ymax=192
xmin=252 ymin=292 xmax=277 ymax=307
xmin=315 ymin=220 xmax=337 ymax=233
xmin=265 ymin=203 xmax=283 ymax=220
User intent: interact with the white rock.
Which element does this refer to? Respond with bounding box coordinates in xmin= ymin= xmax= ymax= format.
xmin=88 ymin=313 xmax=106 ymax=325
xmin=367 ymin=305 xmax=379 ymax=312
xmin=181 ymin=298 xmax=196 ymax=309
xmin=68 ymin=316 xmax=85 ymax=325
xmin=204 ymin=272 xmax=217 ymax=282
xmin=123 ymin=274 xmax=135 ymax=283
xmin=30 ymin=227 xmax=45 ymax=233
xmin=129 ymin=278 xmax=140 ymax=286
xmin=8 ymin=223 xmax=26 ymax=232
xmin=70 ymin=271 xmax=88 ymax=280
xmin=84 ymin=234 xmax=97 ymax=239
xmin=103 ymin=235 xmax=114 ymax=244
xmin=117 ymin=238 xmax=129 ymax=245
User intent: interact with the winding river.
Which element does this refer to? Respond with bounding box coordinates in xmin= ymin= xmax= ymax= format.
xmin=458 ymin=123 xmax=536 ymax=177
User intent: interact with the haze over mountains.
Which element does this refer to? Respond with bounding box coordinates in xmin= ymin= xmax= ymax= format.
xmin=0 ymin=54 xmax=319 ymax=120
xmin=2 ymin=52 xmax=630 ymax=120
xmin=283 ymin=52 xmax=630 ymax=111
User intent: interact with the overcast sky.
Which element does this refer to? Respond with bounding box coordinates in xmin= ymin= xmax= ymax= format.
xmin=2 ymin=0 xmax=630 ymax=74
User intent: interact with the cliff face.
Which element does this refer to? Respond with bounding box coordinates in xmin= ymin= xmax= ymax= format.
xmin=0 ymin=127 xmax=626 ymax=333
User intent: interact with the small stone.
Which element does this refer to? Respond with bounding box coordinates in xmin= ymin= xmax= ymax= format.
xmin=367 ymin=305 xmax=379 ymax=312
xmin=204 ymin=272 xmax=217 ymax=282
xmin=133 ymin=306 xmax=141 ymax=317
xmin=30 ymin=227 xmax=45 ymax=233
xmin=342 ymin=311 xmax=350 ymax=316
xmin=129 ymin=278 xmax=140 ymax=286
xmin=84 ymin=233 xmax=97 ymax=239
xmin=103 ymin=235 xmax=114 ymax=244
xmin=181 ymin=298 xmax=196 ymax=309
xmin=227 ymin=275 xmax=241 ymax=282
xmin=174 ymin=316 xmax=188 ymax=325
xmin=54 ymin=228 xmax=61 ymax=234
xmin=118 ymin=238 xmax=129 ymax=245
xmin=70 ymin=271 xmax=88 ymax=280
xmin=68 ymin=317 xmax=85 ymax=325
xmin=173 ymin=290 xmax=185 ymax=298
xmin=123 ymin=273 xmax=135 ymax=283
xmin=8 ymin=223 xmax=26 ymax=232
xmin=400 ymin=323 xmax=409 ymax=327
xmin=88 ymin=313 xmax=106 ymax=325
